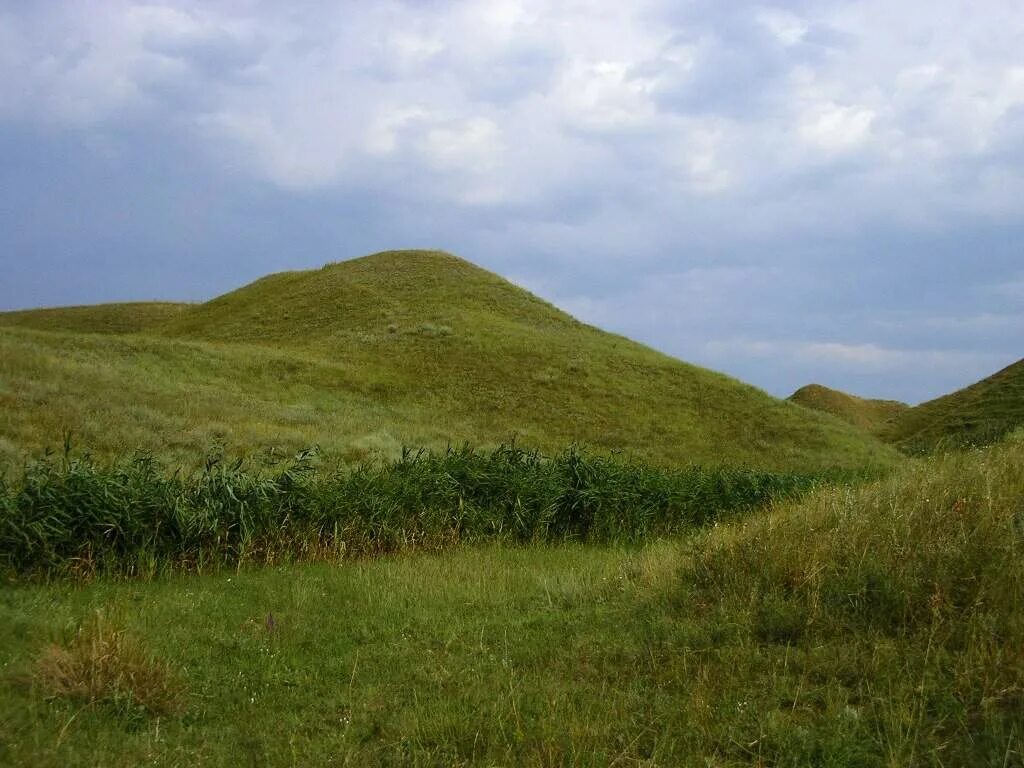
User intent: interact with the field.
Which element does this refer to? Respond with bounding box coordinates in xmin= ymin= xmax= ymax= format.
xmin=1 ymin=250 xmax=1021 ymax=765
xmin=1 ymin=441 xmax=1022 ymax=766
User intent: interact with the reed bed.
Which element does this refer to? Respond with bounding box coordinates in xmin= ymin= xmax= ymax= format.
xmin=0 ymin=443 xmax=845 ymax=578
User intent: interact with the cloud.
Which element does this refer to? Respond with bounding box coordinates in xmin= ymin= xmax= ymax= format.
xmin=4 ymin=0 xmax=1023 ymax=218
xmin=800 ymin=102 xmax=875 ymax=151
xmin=0 ymin=0 xmax=1022 ymax=403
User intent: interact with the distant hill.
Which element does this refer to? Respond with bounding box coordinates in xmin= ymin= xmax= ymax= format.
xmin=790 ymin=358 xmax=1024 ymax=454
xmin=0 ymin=302 xmax=190 ymax=335
xmin=788 ymin=384 xmax=909 ymax=437
xmin=0 ymin=250 xmax=898 ymax=471
xmin=887 ymin=359 xmax=1024 ymax=453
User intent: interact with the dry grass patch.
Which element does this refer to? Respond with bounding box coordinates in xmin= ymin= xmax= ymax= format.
xmin=35 ymin=613 xmax=184 ymax=717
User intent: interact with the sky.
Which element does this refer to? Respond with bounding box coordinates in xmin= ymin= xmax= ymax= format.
xmin=1 ymin=0 xmax=1022 ymax=404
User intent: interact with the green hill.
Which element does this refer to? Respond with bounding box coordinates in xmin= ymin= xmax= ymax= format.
xmin=790 ymin=359 xmax=1024 ymax=454
xmin=887 ymin=358 xmax=1024 ymax=453
xmin=788 ymin=383 xmax=909 ymax=437
xmin=0 ymin=302 xmax=190 ymax=335
xmin=0 ymin=250 xmax=897 ymax=471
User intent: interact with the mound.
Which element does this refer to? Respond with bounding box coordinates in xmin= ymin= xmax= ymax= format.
xmin=888 ymin=358 xmax=1024 ymax=453
xmin=0 ymin=250 xmax=897 ymax=471
xmin=788 ymin=383 xmax=909 ymax=437
xmin=0 ymin=302 xmax=190 ymax=335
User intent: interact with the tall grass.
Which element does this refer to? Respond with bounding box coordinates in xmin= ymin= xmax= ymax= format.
xmin=679 ymin=442 xmax=1024 ymax=764
xmin=0 ymin=442 xmax=844 ymax=578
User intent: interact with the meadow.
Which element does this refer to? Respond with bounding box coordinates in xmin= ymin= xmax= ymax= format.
xmin=1 ymin=251 xmax=1021 ymax=765
xmin=0 ymin=441 xmax=1021 ymax=766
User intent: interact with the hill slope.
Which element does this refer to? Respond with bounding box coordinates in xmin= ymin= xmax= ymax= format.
xmin=0 ymin=250 xmax=897 ymax=471
xmin=887 ymin=358 xmax=1024 ymax=453
xmin=0 ymin=302 xmax=190 ymax=335
xmin=788 ymin=384 xmax=909 ymax=437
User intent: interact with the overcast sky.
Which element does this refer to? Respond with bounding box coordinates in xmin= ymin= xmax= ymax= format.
xmin=1 ymin=1 xmax=1022 ymax=403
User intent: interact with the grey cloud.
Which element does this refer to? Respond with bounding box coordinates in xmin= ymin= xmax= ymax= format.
xmin=0 ymin=0 xmax=1022 ymax=403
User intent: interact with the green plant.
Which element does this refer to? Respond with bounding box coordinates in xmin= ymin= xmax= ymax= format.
xmin=0 ymin=442 xmax=844 ymax=578
xmin=35 ymin=612 xmax=184 ymax=719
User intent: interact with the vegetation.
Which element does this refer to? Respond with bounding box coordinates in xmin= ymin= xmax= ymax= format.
xmin=0 ymin=443 xmax=835 ymax=579
xmin=2 ymin=248 xmax=1019 ymax=764
xmin=888 ymin=358 xmax=1024 ymax=453
xmin=1 ymin=441 xmax=1020 ymax=766
xmin=0 ymin=250 xmax=899 ymax=472
xmin=0 ymin=302 xmax=190 ymax=335
xmin=790 ymin=359 xmax=1024 ymax=455
xmin=788 ymin=383 xmax=908 ymax=437
xmin=33 ymin=612 xmax=184 ymax=720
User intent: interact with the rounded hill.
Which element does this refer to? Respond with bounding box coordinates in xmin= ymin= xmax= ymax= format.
xmin=0 ymin=250 xmax=898 ymax=471
xmin=788 ymin=384 xmax=909 ymax=437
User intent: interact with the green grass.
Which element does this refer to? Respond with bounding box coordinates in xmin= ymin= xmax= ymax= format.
xmin=887 ymin=358 xmax=1024 ymax=453
xmin=1 ymin=442 xmax=1021 ymax=766
xmin=0 ymin=250 xmax=898 ymax=472
xmin=790 ymin=359 xmax=1024 ymax=455
xmin=0 ymin=302 xmax=191 ymax=335
xmin=788 ymin=384 xmax=909 ymax=438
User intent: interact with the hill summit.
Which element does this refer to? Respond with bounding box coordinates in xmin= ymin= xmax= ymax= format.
xmin=790 ymin=357 xmax=1024 ymax=454
xmin=788 ymin=384 xmax=909 ymax=437
xmin=0 ymin=250 xmax=897 ymax=471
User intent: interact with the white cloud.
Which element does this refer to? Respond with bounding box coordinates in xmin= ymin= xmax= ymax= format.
xmin=704 ymin=338 xmax=998 ymax=374
xmin=756 ymin=8 xmax=808 ymax=46
xmin=800 ymin=103 xmax=876 ymax=152
xmin=3 ymin=0 xmax=1022 ymax=221
xmin=555 ymin=59 xmax=659 ymax=132
xmin=1 ymin=0 xmax=1023 ymax=402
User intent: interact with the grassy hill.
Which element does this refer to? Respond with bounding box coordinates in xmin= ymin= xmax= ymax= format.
xmin=0 ymin=250 xmax=897 ymax=471
xmin=0 ymin=302 xmax=190 ymax=335
xmin=788 ymin=383 xmax=909 ymax=437
xmin=887 ymin=358 xmax=1024 ymax=453
xmin=790 ymin=359 xmax=1024 ymax=454
xmin=1 ymin=440 xmax=1019 ymax=766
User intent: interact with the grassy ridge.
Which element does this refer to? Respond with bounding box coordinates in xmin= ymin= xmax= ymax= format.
xmin=889 ymin=358 xmax=1024 ymax=453
xmin=0 ymin=302 xmax=190 ymax=335
xmin=0 ymin=443 xmax=831 ymax=579
xmin=0 ymin=250 xmax=899 ymax=472
xmin=1 ymin=442 xmax=1020 ymax=766
xmin=790 ymin=358 xmax=1024 ymax=454
xmin=788 ymin=383 xmax=908 ymax=437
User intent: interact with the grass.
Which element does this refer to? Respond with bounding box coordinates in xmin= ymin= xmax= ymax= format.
xmin=0 ymin=250 xmax=899 ymax=472
xmin=788 ymin=384 xmax=909 ymax=437
xmin=0 ymin=441 xmax=1021 ymax=766
xmin=0 ymin=442 xmax=838 ymax=578
xmin=887 ymin=358 xmax=1024 ymax=453
xmin=790 ymin=359 xmax=1024 ymax=455
xmin=2 ymin=247 xmax=1017 ymax=763
xmin=33 ymin=612 xmax=184 ymax=720
xmin=0 ymin=302 xmax=190 ymax=335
